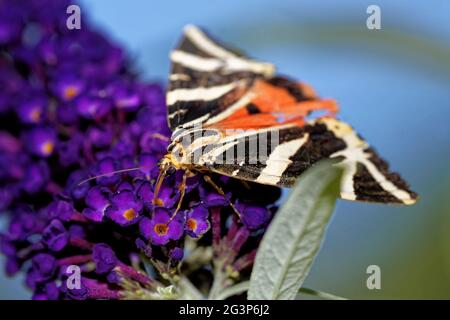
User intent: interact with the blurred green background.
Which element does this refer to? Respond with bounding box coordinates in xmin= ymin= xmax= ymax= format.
xmin=1 ymin=0 xmax=450 ymax=299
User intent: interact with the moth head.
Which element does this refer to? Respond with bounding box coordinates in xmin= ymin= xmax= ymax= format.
xmin=165 ymin=143 xmax=187 ymax=167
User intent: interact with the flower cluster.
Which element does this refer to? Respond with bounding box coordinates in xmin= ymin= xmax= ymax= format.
xmin=0 ymin=0 xmax=281 ymax=299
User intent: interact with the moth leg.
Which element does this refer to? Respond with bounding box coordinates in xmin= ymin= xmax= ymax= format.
xmin=203 ymin=175 xmax=242 ymax=219
xmin=169 ymin=169 xmax=189 ymax=221
xmin=240 ymin=180 xmax=251 ymax=190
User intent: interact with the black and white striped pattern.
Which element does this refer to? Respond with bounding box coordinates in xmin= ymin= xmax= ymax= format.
xmin=167 ymin=25 xmax=275 ymax=130
xmin=204 ymin=118 xmax=417 ymax=204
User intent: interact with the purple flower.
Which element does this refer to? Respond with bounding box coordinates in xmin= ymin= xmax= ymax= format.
xmin=23 ymin=127 xmax=56 ymax=157
xmin=139 ymin=208 xmax=184 ymax=245
xmin=153 ymin=181 xmax=179 ymax=208
xmin=93 ymin=243 xmax=118 ymax=274
xmin=137 ymin=153 xmax=157 ymax=180
xmin=136 ymin=181 xmax=154 ymax=206
xmin=169 ymin=247 xmax=184 ymax=261
xmin=185 ymin=205 xmax=210 ymax=238
xmin=0 ymin=187 xmax=14 ymax=211
xmin=136 ymin=102 xmax=167 ymax=130
xmin=16 ymin=94 xmax=46 ymax=124
xmin=77 ymin=95 xmax=111 ymax=119
xmin=58 ymin=134 xmax=83 ymax=166
xmin=117 ymin=180 xmax=134 ymax=192
xmin=82 ymin=187 xmax=110 ymax=222
xmin=200 ymin=189 xmax=230 ymax=208
xmin=5 ymin=257 xmax=20 ymax=276
xmin=8 ymin=205 xmax=44 ymax=241
xmin=32 ymin=282 xmax=59 ymax=300
xmin=56 ymin=104 xmax=79 ymax=124
xmin=62 ymin=278 xmax=120 ymax=300
xmin=21 ymin=161 xmax=50 ymax=194
xmin=46 ymin=198 xmax=77 ymax=221
xmin=236 ymin=203 xmax=271 ymax=230
xmin=87 ymin=125 xmax=113 ymax=148
xmin=52 ymin=76 xmax=85 ymax=102
xmin=108 ymin=80 xmax=141 ymax=111
xmin=66 ymin=170 xmax=90 ymax=200
xmin=106 ymin=271 xmax=120 ymax=284
xmin=62 ymin=281 xmax=88 ymax=300
xmin=68 ymin=225 xmax=86 ymax=239
xmin=37 ymin=35 xmax=58 ymax=65
xmin=0 ymin=236 xmax=16 ymax=257
xmin=135 ymin=238 xmax=152 ymax=257
xmin=0 ymin=131 xmax=21 ymax=154
xmin=29 ymin=253 xmax=57 ymax=285
xmin=91 ymin=157 xmax=120 ymax=186
xmin=140 ymin=131 xmax=168 ymax=154
xmin=0 ymin=5 xmax=22 ymax=45
xmin=176 ymin=170 xmax=200 ymax=193
xmin=119 ymin=155 xmax=136 ymax=172
xmin=139 ymin=84 xmax=166 ymax=111
xmin=105 ymin=190 xmax=142 ymax=226
xmin=42 ymin=219 xmax=69 ymax=251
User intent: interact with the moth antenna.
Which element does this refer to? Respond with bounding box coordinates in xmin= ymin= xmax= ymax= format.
xmin=150 ymin=133 xmax=170 ymax=142
xmin=168 ymin=169 xmax=188 ymax=222
xmin=77 ymin=166 xmax=152 ymax=186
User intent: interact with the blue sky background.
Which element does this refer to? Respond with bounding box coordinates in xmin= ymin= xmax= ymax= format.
xmin=2 ymin=0 xmax=450 ymax=299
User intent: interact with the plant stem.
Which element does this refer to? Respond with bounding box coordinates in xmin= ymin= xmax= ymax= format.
xmin=298 ymin=287 xmax=347 ymax=300
xmin=208 ymin=262 xmax=226 ymax=300
xmin=179 ymin=276 xmax=205 ymax=300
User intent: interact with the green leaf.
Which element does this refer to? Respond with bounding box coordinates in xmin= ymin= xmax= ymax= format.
xmin=248 ymin=160 xmax=342 ymax=300
xmin=297 ymin=287 xmax=347 ymax=300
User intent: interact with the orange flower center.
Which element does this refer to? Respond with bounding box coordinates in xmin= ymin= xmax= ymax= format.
xmin=154 ymin=223 xmax=169 ymax=236
xmin=41 ymin=141 xmax=54 ymax=155
xmin=153 ymin=198 xmax=164 ymax=206
xmin=64 ymin=86 xmax=79 ymax=100
xmin=187 ymin=218 xmax=197 ymax=232
xmin=123 ymin=208 xmax=136 ymax=220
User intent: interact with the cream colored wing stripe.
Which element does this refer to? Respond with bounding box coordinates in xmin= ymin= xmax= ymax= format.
xmin=256 ymin=134 xmax=309 ymax=185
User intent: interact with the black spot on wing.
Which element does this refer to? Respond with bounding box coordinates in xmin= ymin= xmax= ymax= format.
xmin=267 ymin=76 xmax=313 ymax=102
xmin=246 ymin=103 xmax=261 ymax=114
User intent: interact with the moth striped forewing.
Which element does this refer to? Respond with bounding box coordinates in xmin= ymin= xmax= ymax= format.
xmin=162 ymin=25 xmax=418 ymax=206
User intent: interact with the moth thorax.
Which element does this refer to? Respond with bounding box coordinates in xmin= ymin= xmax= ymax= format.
xmin=166 ymin=143 xmax=189 ymax=168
